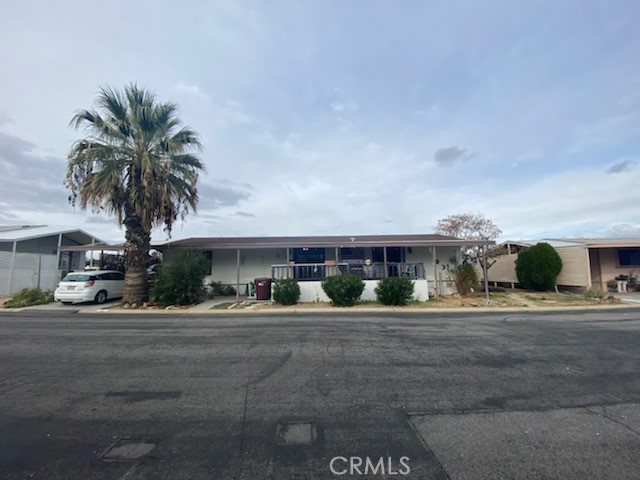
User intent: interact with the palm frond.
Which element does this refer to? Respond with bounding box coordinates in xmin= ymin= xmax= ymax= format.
xmin=66 ymin=84 xmax=205 ymax=235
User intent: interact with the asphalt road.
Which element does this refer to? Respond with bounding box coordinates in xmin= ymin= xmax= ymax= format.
xmin=1 ymin=309 xmax=639 ymax=479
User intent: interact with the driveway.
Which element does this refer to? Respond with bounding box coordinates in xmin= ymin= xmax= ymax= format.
xmin=616 ymin=291 xmax=640 ymax=304
xmin=9 ymin=298 xmax=122 ymax=313
xmin=0 ymin=310 xmax=639 ymax=479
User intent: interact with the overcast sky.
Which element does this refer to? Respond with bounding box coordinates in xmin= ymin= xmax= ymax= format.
xmin=1 ymin=1 xmax=639 ymax=243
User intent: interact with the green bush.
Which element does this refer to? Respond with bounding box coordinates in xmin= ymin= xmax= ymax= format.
xmin=321 ymin=275 xmax=365 ymax=307
xmin=208 ymin=281 xmax=236 ymax=297
xmin=152 ymin=251 xmax=207 ymax=307
xmin=584 ymin=288 xmax=606 ymax=300
xmin=453 ymin=263 xmax=479 ymax=295
xmin=515 ymin=242 xmax=563 ymax=291
xmin=4 ymin=288 xmax=53 ymax=308
xmin=375 ymin=277 xmax=415 ymax=305
xmin=273 ymin=279 xmax=301 ymax=305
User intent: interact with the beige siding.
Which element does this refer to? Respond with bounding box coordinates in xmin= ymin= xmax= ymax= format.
xmin=485 ymin=254 xmax=519 ymax=283
xmin=485 ymin=246 xmax=590 ymax=287
xmin=555 ymin=247 xmax=590 ymax=287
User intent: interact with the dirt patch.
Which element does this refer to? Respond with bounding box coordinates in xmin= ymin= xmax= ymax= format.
xmin=257 ymin=290 xmax=621 ymax=310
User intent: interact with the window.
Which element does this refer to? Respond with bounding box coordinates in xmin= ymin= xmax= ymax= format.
xmin=340 ymin=247 xmax=364 ymax=261
xmin=61 ymin=273 xmax=92 ymax=282
xmin=203 ymin=251 xmax=212 ymax=275
xmin=293 ymin=248 xmax=325 ymax=263
xmin=618 ymin=248 xmax=640 ymax=267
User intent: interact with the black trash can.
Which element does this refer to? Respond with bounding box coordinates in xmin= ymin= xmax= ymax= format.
xmin=255 ymin=278 xmax=272 ymax=300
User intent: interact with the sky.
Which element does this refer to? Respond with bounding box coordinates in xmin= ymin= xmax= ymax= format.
xmin=0 ymin=0 xmax=639 ymax=244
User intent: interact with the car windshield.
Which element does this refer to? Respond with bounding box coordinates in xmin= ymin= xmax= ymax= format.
xmin=61 ymin=274 xmax=92 ymax=282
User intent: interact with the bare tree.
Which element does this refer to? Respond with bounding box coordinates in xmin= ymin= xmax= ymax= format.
xmin=435 ymin=212 xmax=502 ymax=266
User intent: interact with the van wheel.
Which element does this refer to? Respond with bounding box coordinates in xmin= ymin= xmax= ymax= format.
xmin=95 ymin=290 xmax=107 ymax=304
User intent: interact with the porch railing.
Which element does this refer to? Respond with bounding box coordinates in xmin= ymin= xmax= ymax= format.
xmin=271 ymin=262 xmax=425 ymax=281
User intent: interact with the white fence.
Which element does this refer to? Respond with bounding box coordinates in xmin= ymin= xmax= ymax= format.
xmin=0 ymin=251 xmax=60 ymax=296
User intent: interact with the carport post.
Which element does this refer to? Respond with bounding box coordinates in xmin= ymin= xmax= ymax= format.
xmin=383 ymin=247 xmax=388 ymax=278
xmin=36 ymin=255 xmax=42 ymax=289
xmin=432 ymin=246 xmax=439 ymax=300
xmin=55 ymin=233 xmax=62 ymax=280
xmin=90 ymin=238 xmax=95 ymax=268
xmin=7 ymin=241 xmax=17 ymax=295
xmin=236 ymin=248 xmax=240 ymax=302
xmin=482 ymin=245 xmax=490 ymax=302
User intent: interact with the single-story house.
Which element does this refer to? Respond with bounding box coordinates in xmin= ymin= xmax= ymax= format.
xmin=0 ymin=225 xmax=104 ymax=295
xmin=154 ymin=234 xmax=495 ymax=302
xmin=485 ymin=238 xmax=640 ymax=291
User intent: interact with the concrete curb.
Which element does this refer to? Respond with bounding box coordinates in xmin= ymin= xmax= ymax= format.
xmin=8 ymin=303 xmax=637 ymax=316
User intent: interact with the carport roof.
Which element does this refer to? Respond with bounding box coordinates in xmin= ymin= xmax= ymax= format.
xmin=153 ymin=234 xmax=495 ymax=250
xmin=0 ymin=225 xmax=104 ymax=245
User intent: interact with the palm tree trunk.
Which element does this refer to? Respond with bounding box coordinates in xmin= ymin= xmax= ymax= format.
xmin=123 ymin=210 xmax=150 ymax=305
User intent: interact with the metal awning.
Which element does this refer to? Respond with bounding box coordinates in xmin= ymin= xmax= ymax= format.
xmin=153 ymin=234 xmax=496 ymax=250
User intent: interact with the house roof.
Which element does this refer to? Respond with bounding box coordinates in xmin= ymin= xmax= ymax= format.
xmin=0 ymin=225 xmax=105 ymax=245
xmin=550 ymin=238 xmax=640 ymax=247
xmin=497 ymin=237 xmax=640 ymax=250
xmin=153 ymin=234 xmax=495 ymax=250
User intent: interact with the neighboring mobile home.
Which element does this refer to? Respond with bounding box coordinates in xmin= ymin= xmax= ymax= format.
xmin=155 ymin=234 xmax=495 ymax=302
xmin=485 ymin=238 xmax=640 ymax=291
xmin=0 ymin=225 xmax=104 ymax=295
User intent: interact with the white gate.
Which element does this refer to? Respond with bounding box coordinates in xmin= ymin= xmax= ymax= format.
xmin=0 ymin=251 xmax=60 ymax=296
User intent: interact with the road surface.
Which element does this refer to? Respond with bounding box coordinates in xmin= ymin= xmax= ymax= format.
xmin=1 ymin=309 xmax=639 ymax=479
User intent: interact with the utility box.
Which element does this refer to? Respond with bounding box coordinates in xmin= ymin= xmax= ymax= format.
xmin=255 ymin=278 xmax=272 ymax=300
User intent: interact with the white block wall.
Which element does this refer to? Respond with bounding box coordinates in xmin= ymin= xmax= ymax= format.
xmin=297 ymin=279 xmax=430 ymax=303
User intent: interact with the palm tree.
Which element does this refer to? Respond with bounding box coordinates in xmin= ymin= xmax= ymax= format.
xmin=66 ymin=84 xmax=204 ymax=305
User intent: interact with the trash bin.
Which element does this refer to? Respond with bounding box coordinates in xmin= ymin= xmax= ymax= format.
xmin=255 ymin=278 xmax=272 ymax=300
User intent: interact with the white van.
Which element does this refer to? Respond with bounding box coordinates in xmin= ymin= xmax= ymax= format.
xmin=54 ymin=270 xmax=125 ymax=304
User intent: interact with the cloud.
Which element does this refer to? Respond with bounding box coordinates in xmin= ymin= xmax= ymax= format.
xmin=197 ymin=181 xmax=253 ymax=209
xmin=0 ymin=130 xmax=69 ymax=213
xmin=607 ymin=159 xmax=637 ymax=174
xmin=86 ymin=216 xmax=116 ymax=225
xmin=607 ymin=223 xmax=640 ymax=237
xmin=433 ymin=146 xmax=472 ymax=166
xmin=330 ymin=101 xmax=359 ymax=112
xmin=174 ymin=83 xmax=210 ymax=101
xmin=234 ymin=211 xmax=255 ymax=218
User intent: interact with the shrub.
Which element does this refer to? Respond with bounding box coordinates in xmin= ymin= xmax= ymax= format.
xmin=321 ymin=275 xmax=365 ymax=307
xmin=152 ymin=251 xmax=207 ymax=307
xmin=515 ymin=242 xmax=563 ymax=291
xmin=208 ymin=281 xmax=236 ymax=297
xmin=273 ymin=279 xmax=301 ymax=305
xmin=453 ymin=263 xmax=478 ymax=295
xmin=375 ymin=277 xmax=415 ymax=305
xmin=4 ymin=288 xmax=53 ymax=308
xmin=584 ymin=288 xmax=606 ymax=300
